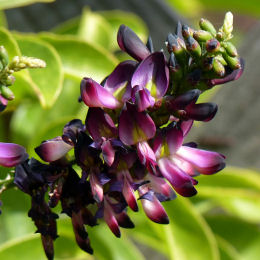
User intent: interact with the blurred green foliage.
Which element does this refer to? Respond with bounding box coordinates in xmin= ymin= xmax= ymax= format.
xmin=0 ymin=1 xmax=260 ymax=260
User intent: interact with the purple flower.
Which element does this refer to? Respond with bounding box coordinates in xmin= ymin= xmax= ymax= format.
xmin=0 ymin=142 xmax=28 ymax=167
xmin=117 ymin=24 xmax=151 ymax=61
xmin=153 ymin=123 xmax=225 ymax=196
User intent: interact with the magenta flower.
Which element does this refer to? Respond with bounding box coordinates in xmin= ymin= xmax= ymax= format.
xmin=0 ymin=142 xmax=28 ymax=167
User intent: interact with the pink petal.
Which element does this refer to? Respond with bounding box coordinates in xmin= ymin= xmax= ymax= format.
xmin=177 ymin=146 xmax=226 ymax=175
xmin=90 ymin=172 xmax=104 ymax=203
xmin=101 ymin=140 xmax=116 ymax=166
xmin=81 ymin=78 xmax=121 ymax=109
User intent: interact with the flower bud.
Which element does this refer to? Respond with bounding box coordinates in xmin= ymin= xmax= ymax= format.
xmin=186 ymin=36 xmax=201 ymax=59
xmin=212 ymin=58 xmax=225 ymax=77
xmin=223 ymin=42 xmax=238 ymax=57
xmin=182 ymin=24 xmax=194 ymax=39
xmin=4 ymin=75 xmax=15 ymax=86
xmin=206 ymin=38 xmax=220 ymax=53
xmin=223 ymin=53 xmax=241 ymax=70
xmin=193 ymin=30 xmax=213 ymax=42
xmin=0 ymin=46 xmax=9 ymax=69
xmin=199 ymin=18 xmax=216 ymax=36
xmin=0 ymin=85 xmax=14 ymax=100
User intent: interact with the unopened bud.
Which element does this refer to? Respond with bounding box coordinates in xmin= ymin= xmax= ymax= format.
xmin=193 ymin=30 xmax=213 ymax=42
xmin=146 ymin=36 xmax=154 ymax=53
xmin=199 ymin=18 xmax=216 ymax=36
xmin=223 ymin=53 xmax=241 ymax=70
xmin=0 ymin=85 xmax=14 ymax=100
xmin=215 ymin=55 xmax=227 ymax=66
xmin=223 ymin=42 xmax=238 ymax=57
xmin=169 ymin=53 xmax=182 ymax=80
xmin=206 ymin=38 xmax=220 ymax=53
xmin=186 ymin=36 xmax=201 ymax=58
xmin=216 ymin=32 xmax=225 ymax=41
xmin=4 ymin=75 xmax=16 ymax=86
xmin=222 ymin=12 xmax=233 ymax=39
xmin=212 ymin=58 xmax=225 ymax=77
xmin=203 ymin=57 xmax=214 ymax=71
xmin=182 ymin=25 xmax=194 ymax=39
xmin=0 ymin=46 xmax=9 ymax=69
xmin=11 ymin=56 xmax=46 ymax=71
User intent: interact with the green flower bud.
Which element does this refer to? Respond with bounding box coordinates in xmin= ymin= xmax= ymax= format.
xmin=212 ymin=58 xmax=225 ymax=77
xmin=4 ymin=75 xmax=16 ymax=86
xmin=223 ymin=52 xmax=241 ymax=69
xmin=203 ymin=57 xmax=214 ymax=71
xmin=0 ymin=46 xmax=9 ymax=69
xmin=206 ymin=38 xmax=220 ymax=53
xmin=193 ymin=30 xmax=213 ymax=42
xmin=186 ymin=36 xmax=201 ymax=59
xmin=223 ymin=42 xmax=238 ymax=57
xmin=0 ymin=85 xmax=14 ymax=100
xmin=182 ymin=24 xmax=194 ymax=39
xmin=215 ymin=55 xmax=227 ymax=66
xmin=199 ymin=18 xmax=216 ymax=36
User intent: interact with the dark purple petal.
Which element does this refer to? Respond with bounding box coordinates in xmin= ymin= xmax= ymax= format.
xmin=137 ymin=141 xmax=157 ymax=168
xmin=62 ymin=119 xmax=85 ymax=146
xmin=80 ymin=78 xmax=121 ymax=109
xmin=35 ymin=137 xmax=72 ymax=162
xmin=164 ymin=89 xmax=200 ymax=110
xmin=185 ymin=102 xmax=218 ymax=121
xmin=119 ymin=103 xmax=156 ymax=145
xmin=208 ymin=58 xmax=245 ymax=87
xmin=117 ymin=24 xmax=150 ymax=61
xmin=131 ymin=52 xmax=169 ymax=100
xmin=86 ymin=107 xmax=117 ymax=141
xmin=41 ymin=235 xmax=54 ymax=260
xmin=138 ymin=186 xmax=169 ymax=224
xmin=122 ymin=176 xmax=138 ymax=212
xmin=0 ymin=142 xmax=28 ymax=167
xmin=104 ymin=60 xmax=137 ymax=102
xmin=165 ymin=126 xmax=184 ymax=155
xmin=115 ymin=211 xmax=134 ymax=228
xmin=158 ymin=158 xmax=197 ymax=197
xmin=177 ymin=146 xmax=226 ymax=175
xmin=90 ymin=172 xmax=104 ymax=203
xmin=101 ymin=140 xmax=115 ymax=166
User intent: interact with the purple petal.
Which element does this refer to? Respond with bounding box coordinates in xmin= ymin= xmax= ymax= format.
xmin=208 ymin=58 xmax=245 ymax=87
xmin=138 ymin=186 xmax=169 ymax=224
xmin=185 ymin=102 xmax=218 ymax=121
xmin=0 ymin=142 xmax=28 ymax=167
xmin=104 ymin=60 xmax=137 ymax=102
xmin=158 ymin=158 xmax=197 ymax=197
xmin=119 ymin=103 xmax=156 ymax=145
xmin=80 ymin=78 xmax=121 ymax=109
xmin=115 ymin=211 xmax=134 ymax=228
xmin=90 ymin=172 xmax=104 ymax=203
xmin=117 ymin=24 xmax=150 ymax=61
xmin=0 ymin=95 xmax=7 ymax=111
xmin=165 ymin=126 xmax=184 ymax=155
xmin=164 ymin=89 xmax=200 ymax=110
xmin=134 ymin=88 xmax=155 ymax=112
xmin=122 ymin=177 xmax=138 ymax=212
xmin=177 ymin=146 xmax=226 ymax=175
xmin=86 ymin=107 xmax=117 ymax=140
xmin=62 ymin=119 xmax=85 ymax=146
xmin=137 ymin=141 xmax=157 ymax=169
xmin=104 ymin=197 xmax=121 ymax=237
xmin=179 ymin=120 xmax=193 ymax=137
xmin=35 ymin=137 xmax=73 ymax=162
xmin=131 ymin=52 xmax=169 ymax=100
xmin=101 ymin=140 xmax=115 ymax=166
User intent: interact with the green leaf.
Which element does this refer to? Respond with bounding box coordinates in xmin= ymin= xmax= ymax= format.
xmin=52 ymin=17 xmax=80 ymax=35
xmin=14 ymin=34 xmax=63 ymax=108
xmin=98 ymin=10 xmax=148 ymax=51
xmin=0 ymin=10 xmax=7 ymax=27
xmin=78 ymin=8 xmax=112 ymax=49
xmin=0 ymin=0 xmax=54 ymax=10
xmin=39 ymin=33 xmax=118 ymax=82
xmin=195 ymin=167 xmax=260 ymax=223
xmin=206 ymin=215 xmax=260 ymax=260
xmin=160 ymin=198 xmax=220 ymax=260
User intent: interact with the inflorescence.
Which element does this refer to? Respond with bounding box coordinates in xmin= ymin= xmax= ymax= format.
xmin=0 ymin=12 xmax=244 ymax=260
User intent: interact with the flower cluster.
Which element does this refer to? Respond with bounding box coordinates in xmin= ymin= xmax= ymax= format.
xmin=0 ymin=12 xmax=244 ymax=260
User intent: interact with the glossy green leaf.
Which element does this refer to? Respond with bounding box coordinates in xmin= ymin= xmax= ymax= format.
xmin=160 ymin=198 xmax=220 ymax=260
xmin=196 ymin=167 xmax=260 ymax=223
xmin=78 ymin=8 xmax=112 ymax=49
xmin=52 ymin=17 xmax=80 ymax=35
xmin=206 ymin=215 xmax=260 ymax=260
xmin=98 ymin=10 xmax=148 ymax=51
xmin=0 ymin=0 xmax=54 ymax=10
xmin=0 ymin=10 xmax=7 ymax=27
xmin=39 ymin=33 xmax=118 ymax=82
xmin=14 ymin=34 xmax=63 ymax=108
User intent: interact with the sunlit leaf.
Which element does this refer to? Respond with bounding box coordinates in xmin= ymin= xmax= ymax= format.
xmin=0 ymin=0 xmax=54 ymax=10
xmin=78 ymin=8 xmax=112 ymax=49
xmin=14 ymin=34 xmax=63 ymax=108
xmin=39 ymin=33 xmax=118 ymax=82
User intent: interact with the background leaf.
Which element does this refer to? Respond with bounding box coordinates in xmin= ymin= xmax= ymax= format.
xmin=0 ymin=0 xmax=54 ymax=10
